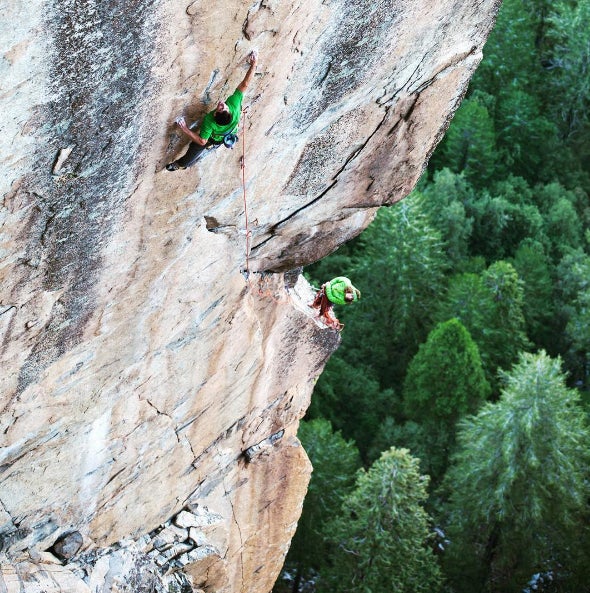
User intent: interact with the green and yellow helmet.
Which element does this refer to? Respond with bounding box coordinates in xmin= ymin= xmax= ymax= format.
xmin=325 ymin=277 xmax=361 ymax=305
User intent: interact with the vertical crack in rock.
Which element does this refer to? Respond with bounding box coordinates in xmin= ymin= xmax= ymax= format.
xmin=0 ymin=499 xmax=20 ymax=552
xmin=14 ymin=0 xmax=159 ymax=394
xmin=224 ymin=479 xmax=245 ymax=590
xmin=251 ymin=104 xmax=392 ymax=255
xmin=203 ymin=68 xmax=221 ymax=105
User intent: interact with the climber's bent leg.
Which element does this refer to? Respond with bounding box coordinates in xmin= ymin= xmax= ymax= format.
xmin=311 ymin=287 xmax=326 ymax=309
xmin=319 ymin=293 xmax=332 ymax=318
xmin=169 ymin=140 xmax=224 ymax=170
xmin=175 ymin=141 xmax=208 ymax=168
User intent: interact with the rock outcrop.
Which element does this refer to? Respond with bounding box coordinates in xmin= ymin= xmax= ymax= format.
xmin=1 ymin=0 xmax=500 ymax=591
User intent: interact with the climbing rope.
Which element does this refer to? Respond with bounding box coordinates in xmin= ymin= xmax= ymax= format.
xmin=239 ymin=107 xmax=290 ymax=306
xmin=241 ymin=107 xmax=251 ymax=276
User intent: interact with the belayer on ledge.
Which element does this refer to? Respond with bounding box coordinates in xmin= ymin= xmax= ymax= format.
xmin=311 ymin=277 xmax=361 ymax=330
xmin=166 ymin=51 xmax=258 ymax=171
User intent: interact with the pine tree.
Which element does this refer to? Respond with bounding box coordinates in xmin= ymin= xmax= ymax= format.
xmin=465 ymin=180 xmax=545 ymax=261
xmin=435 ymin=91 xmax=498 ymax=187
xmin=557 ymin=248 xmax=590 ymax=386
xmin=309 ymin=356 xmax=396 ymax=460
xmin=308 ymin=193 xmax=447 ymax=392
xmin=401 ymin=319 xmax=491 ymax=484
xmin=419 ymin=168 xmax=474 ymax=268
xmin=443 ymin=351 xmax=590 ymax=593
xmin=403 ymin=318 xmax=491 ymax=425
xmin=511 ymin=239 xmax=557 ymax=352
xmin=319 ymin=448 xmax=443 ymax=593
xmin=482 ymin=260 xmax=531 ymax=371
xmin=546 ymin=0 xmax=590 ymax=137
xmin=546 ymin=196 xmax=583 ymax=258
xmin=436 ymin=262 xmax=529 ymax=391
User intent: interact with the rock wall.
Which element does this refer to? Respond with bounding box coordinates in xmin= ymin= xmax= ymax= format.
xmin=0 ymin=0 xmax=500 ymax=591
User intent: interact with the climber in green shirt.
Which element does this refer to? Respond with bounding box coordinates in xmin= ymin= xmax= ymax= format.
xmin=311 ymin=277 xmax=361 ymax=330
xmin=166 ymin=51 xmax=257 ymax=171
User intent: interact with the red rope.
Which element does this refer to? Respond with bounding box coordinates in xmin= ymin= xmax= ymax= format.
xmin=241 ymin=108 xmax=251 ymax=275
xmin=239 ymin=108 xmax=289 ymax=306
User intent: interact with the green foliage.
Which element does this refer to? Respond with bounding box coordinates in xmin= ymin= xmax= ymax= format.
xmin=319 ymin=448 xmax=443 ymax=593
xmin=532 ymin=179 xmax=578 ymax=215
xmin=438 ymin=0 xmax=590 ymax=188
xmin=366 ymin=418 xmax=452 ymax=489
xmin=433 ymin=92 xmax=498 ymax=187
xmin=546 ymin=0 xmax=590 ymax=137
xmin=511 ymin=239 xmax=558 ymax=350
xmin=483 ymin=260 xmax=528 ymax=328
xmin=482 ymin=260 xmax=531 ymax=373
xmin=546 ymin=196 xmax=583 ymax=258
xmin=400 ymin=319 xmax=490 ymax=485
xmin=556 ymin=249 xmax=590 ymax=385
xmin=443 ymin=351 xmax=590 ymax=592
xmin=308 ymin=356 xmax=396 ymax=460
xmin=299 ymin=2 xmax=590 ymax=590
xmin=347 ymin=196 xmax=447 ymax=386
xmin=435 ymin=262 xmax=529 ymax=390
xmin=403 ymin=319 xmax=490 ymax=424
xmin=308 ymin=193 xmax=447 ymax=390
xmin=465 ymin=178 xmax=545 ymax=261
xmin=454 ymin=0 xmax=558 ymax=183
xmin=419 ymin=169 xmax=474 ymax=267
xmin=472 ymin=0 xmax=543 ymax=97
xmin=284 ymin=419 xmax=361 ymax=585
xmin=494 ymin=87 xmax=560 ymax=181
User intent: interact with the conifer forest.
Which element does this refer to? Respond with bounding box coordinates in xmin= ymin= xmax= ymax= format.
xmin=277 ymin=1 xmax=590 ymax=591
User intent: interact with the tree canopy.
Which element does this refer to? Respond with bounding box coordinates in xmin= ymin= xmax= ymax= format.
xmin=443 ymin=351 xmax=590 ymax=592
xmin=319 ymin=448 xmax=443 ymax=593
xmin=278 ymin=1 xmax=590 ymax=591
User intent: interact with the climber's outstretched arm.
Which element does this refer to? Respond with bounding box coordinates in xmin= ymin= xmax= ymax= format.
xmin=237 ymin=52 xmax=258 ymax=93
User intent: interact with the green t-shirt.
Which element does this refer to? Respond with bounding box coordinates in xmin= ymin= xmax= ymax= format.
xmin=199 ymin=89 xmax=243 ymax=142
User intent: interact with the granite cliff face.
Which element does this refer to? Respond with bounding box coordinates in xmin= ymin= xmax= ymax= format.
xmin=1 ymin=0 xmax=500 ymax=591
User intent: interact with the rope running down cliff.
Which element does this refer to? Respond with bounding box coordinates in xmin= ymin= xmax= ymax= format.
xmin=239 ymin=109 xmax=290 ymax=306
xmin=241 ymin=106 xmax=251 ymax=275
